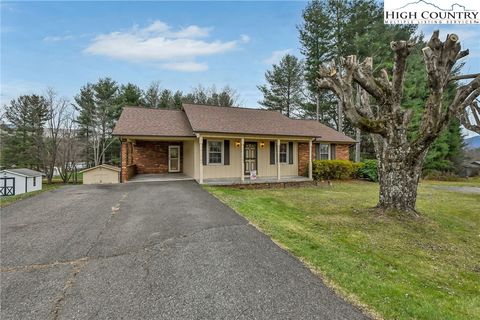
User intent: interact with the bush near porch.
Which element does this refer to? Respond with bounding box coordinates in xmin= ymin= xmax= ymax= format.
xmin=312 ymin=160 xmax=357 ymax=180
xmin=206 ymin=180 xmax=480 ymax=320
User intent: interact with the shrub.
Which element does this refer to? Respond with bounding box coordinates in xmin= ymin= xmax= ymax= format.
xmin=422 ymin=170 xmax=461 ymax=181
xmin=312 ymin=160 xmax=354 ymax=180
xmin=356 ymin=159 xmax=378 ymax=182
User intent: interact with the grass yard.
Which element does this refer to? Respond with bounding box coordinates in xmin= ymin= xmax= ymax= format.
xmin=206 ymin=180 xmax=480 ymax=320
xmin=0 ymin=183 xmax=63 ymax=208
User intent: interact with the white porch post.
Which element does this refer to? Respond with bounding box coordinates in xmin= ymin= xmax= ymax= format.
xmin=277 ymin=139 xmax=281 ymax=180
xmin=241 ymin=138 xmax=245 ymax=182
xmin=308 ymin=139 xmax=313 ymax=180
xmin=199 ymin=136 xmax=204 ymax=184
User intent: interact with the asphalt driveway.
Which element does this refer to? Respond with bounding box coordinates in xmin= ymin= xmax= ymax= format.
xmin=1 ymin=181 xmax=368 ymax=319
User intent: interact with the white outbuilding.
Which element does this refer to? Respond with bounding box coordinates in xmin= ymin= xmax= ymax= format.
xmin=0 ymin=168 xmax=45 ymax=196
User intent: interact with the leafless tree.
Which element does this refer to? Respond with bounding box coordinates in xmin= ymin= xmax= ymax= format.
xmin=44 ymin=88 xmax=69 ymax=183
xmin=58 ymin=111 xmax=81 ymax=183
xmin=317 ymin=31 xmax=480 ymax=214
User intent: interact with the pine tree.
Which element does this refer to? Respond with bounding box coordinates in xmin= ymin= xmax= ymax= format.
xmin=119 ymin=83 xmax=144 ymax=107
xmin=144 ymin=81 xmax=162 ymax=108
xmin=3 ymin=95 xmax=49 ymax=169
xmin=258 ymin=54 xmax=304 ymax=117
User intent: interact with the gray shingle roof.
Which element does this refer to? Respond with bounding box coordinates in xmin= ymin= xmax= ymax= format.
xmin=112 ymin=107 xmax=194 ymax=137
xmin=112 ymin=104 xmax=356 ymax=143
xmin=2 ymin=168 xmax=45 ymax=177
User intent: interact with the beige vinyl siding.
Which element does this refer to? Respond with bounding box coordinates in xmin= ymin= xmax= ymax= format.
xmin=262 ymin=141 xmax=298 ymax=176
xmin=203 ymin=139 xmax=241 ymax=179
xmin=201 ymin=138 xmax=299 ymax=179
xmin=183 ymin=141 xmax=195 ymax=178
xmin=83 ymin=167 xmax=119 ymax=184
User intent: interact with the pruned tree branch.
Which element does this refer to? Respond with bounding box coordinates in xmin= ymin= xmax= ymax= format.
xmin=390 ymin=40 xmax=414 ymax=105
xmin=449 ymin=73 xmax=480 ymax=82
xmin=461 ymin=99 xmax=480 ymax=133
xmin=317 ymin=57 xmax=387 ymax=135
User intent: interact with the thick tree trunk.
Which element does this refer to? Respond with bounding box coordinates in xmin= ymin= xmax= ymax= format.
xmin=376 ymin=143 xmax=425 ymax=213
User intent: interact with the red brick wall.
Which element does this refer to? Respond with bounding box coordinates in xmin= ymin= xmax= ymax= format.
xmin=298 ymin=143 xmax=314 ymax=176
xmin=298 ymin=143 xmax=351 ymax=176
xmin=133 ymin=141 xmax=183 ymax=174
xmin=335 ymin=144 xmax=350 ymax=160
xmin=121 ymin=141 xmax=136 ymax=182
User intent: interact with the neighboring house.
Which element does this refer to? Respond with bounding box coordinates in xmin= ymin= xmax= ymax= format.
xmin=113 ymin=104 xmax=355 ymax=184
xmin=0 ymin=168 xmax=44 ymax=196
xmin=459 ymin=160 xmax=480 ymax=177
xmin=80 ymin=164 xmax=120 ymax=184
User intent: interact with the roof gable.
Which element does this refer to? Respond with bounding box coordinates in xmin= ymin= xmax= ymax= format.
xmin=113 ymin=107 xmax=194 ymax=137
xmin=80 ymin=164 xmax=120 ymax=173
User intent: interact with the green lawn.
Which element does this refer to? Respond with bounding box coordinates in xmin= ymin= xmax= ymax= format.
xmin=0 ymin=183 xmax=63 ymax=208
xmin=206 ymin=180 xmax=480 ymax=320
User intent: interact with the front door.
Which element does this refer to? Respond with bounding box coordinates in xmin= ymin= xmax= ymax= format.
xmin=168 ymin=145 xmax=180 ymax=173
xmin=244 ymin=142 xmax=257 ymax=175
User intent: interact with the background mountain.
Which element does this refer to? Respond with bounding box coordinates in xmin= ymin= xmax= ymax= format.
xmin=465 ymin=136 xmax=480 ymax=149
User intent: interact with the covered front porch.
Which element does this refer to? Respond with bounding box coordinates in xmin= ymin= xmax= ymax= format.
xmin=197 ymin=134 xmax=314 ymax=184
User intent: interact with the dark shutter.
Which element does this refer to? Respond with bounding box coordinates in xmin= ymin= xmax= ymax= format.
xmin=330 ymin=144 xmax=336 ymax=160
xmin=288 ymin=142 xmax=294 ymax=164
xmin=270 ymin=141 xmax=276 ymax=164
xmin=202 ymin=139 xmax=207 ymax=165
xmin=315 ymin=144 xmax=320 ymax=160
xmin=224 ymin=140 xmax=230 ymax=165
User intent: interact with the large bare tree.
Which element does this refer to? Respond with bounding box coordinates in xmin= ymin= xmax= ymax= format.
xmin=317 ymin=31 xmax=480 ymax=213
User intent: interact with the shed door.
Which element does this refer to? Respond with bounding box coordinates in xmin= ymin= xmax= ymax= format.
xmin=0 ymin=177 xmax=15 ymax=196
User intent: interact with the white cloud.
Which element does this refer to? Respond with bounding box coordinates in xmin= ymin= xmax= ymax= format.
xmin=264 ymin=49 xmax=292 ymax=64
xmin=160 ymin=61 xmax=208 ymax=72
xmin=43 ymin=35 xmax=74 ymax=42
xmin=84 ymin=20 xmax=248 ymax=72
xmin=240 ymin=34 xmax=250 ymax=43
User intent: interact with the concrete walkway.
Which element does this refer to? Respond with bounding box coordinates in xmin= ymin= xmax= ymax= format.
xmin=1 ymin=181 xmax=368 ymax=320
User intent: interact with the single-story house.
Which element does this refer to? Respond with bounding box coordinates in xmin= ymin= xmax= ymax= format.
xmin=113 ymin=104 xmax=355 ymax=184
xmin=0 ymin=168 xmax=44 ymax=196
xmin=80 ymin=164 xmax=120 ymax=184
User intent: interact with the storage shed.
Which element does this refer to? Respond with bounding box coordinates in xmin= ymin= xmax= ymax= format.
xmin=80 ymin=164 xmax=120 ymax=184
xmin=0 ymin=168 xmax=44 ymax=196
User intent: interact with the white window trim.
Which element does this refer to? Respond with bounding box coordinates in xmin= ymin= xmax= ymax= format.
xmin=207 ymin=140 xmax=224 ymax=165
xmin=319 ymin=143 xmax=330 ymax=160
xmin=279 ymin=142 xmax=289 ymax=164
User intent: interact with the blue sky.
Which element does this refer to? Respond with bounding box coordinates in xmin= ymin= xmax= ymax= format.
xmin=1 ymin=1 xmax=479 ymax=135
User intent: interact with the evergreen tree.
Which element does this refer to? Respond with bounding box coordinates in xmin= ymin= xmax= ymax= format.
xmin=159 ymin=89 xmax=173 ymax=109
xmin=298 ymin=0 xmax=416 ymax=128
xmin=74 ymin=84 xmax=96 ymax=165
xmin=144 ymin=81 xmax=162 ymax=108
xmin=182 ymin=85 xmax=239 ymax=107
xmin=2 ymin=95 xmax=49 ymax=169
xmin=173 ymin=90 xmax=183 ymax=109
xmin=258 ymin=54 xmax=304 ymax=117
xmin=119 ymin=83 xmax=144 ymax=107
xmin=74 ymin=78 xmax=119 ymax=165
